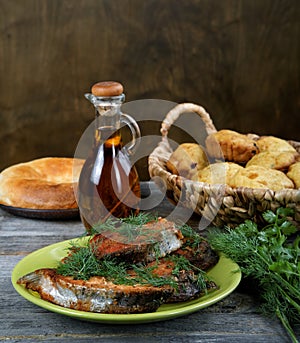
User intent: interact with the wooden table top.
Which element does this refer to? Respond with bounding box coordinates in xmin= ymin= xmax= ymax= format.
xmin=1 ymin=182 xmax=299 ymax=343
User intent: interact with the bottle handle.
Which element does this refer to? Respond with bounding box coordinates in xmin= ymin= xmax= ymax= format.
xmin=120 ymin=113 xmax=141 ymax=154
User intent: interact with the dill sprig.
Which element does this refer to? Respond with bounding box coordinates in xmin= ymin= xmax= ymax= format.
xmin=166 ymin=255 xmax=212 ymax=291
xmin=207 ymin=207 xmax=300 ymax=343
xmin=131 ymin=263 xmax=178 ymax=289
xmin=121 ymin=212 xmax=158 ymax=226
xmin=97 ymin=259 xmax=135 ymax=285
xmin=57 ymin=240 xmax=134 ymax=284
xmin=89 ymin=212 xmax=159 ymax=243
xmin=179 ymin=223 xmax=204 ymax=248
xmin=57 ymin=244 xmax=101 ymax=280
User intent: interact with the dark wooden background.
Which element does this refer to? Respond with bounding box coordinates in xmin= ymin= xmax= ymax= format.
xmin=0 ymin=0 xmax=299 ymax=180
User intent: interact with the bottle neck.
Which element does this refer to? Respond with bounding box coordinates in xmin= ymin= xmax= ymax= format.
xmin=90 ymin=94 xmax=125 ymax=145
xmin=95 ymin=105 xmax=121 ymax=131
xmin=84 ymin=92 xmax=125 ymax=146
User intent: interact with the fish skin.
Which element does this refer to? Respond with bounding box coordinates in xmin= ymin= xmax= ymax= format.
xmin=17 ymin=268 xmax=173 ymax=314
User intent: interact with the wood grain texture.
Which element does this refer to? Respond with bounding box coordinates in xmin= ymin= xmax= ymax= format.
xmin=0 ymin=0 xmax=299 ymax=180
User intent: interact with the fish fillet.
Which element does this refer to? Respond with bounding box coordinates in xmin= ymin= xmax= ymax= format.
xmin=17 ymin=268 xmax=172 ymax=314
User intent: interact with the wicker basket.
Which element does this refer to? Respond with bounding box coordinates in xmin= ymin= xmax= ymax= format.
xmin=148 ymin=103 xmax=300 ymax=228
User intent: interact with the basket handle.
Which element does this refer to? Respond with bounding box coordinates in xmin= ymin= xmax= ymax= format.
xmin=160 ymin=103 xmax=218 ymax=137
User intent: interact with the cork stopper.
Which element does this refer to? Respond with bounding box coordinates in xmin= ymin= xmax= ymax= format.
xmin=91 ymin=81 xmax=124 ymax=97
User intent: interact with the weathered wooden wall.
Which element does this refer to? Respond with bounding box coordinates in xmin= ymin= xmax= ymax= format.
xmin=0 ymin=0 xmax=299 ymax=179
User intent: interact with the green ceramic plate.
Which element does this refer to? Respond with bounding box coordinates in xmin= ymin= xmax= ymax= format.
xmin=11 ymin=237 xmax=241 ymax=324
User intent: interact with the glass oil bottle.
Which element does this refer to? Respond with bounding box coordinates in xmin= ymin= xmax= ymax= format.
xmin=78 ymin=81 xmax=141 ymax=231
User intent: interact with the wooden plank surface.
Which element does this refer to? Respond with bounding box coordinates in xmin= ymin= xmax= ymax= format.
xmin=0 ymin=182 xmax=299 ymax=342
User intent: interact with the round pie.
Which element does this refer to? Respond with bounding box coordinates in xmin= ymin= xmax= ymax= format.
xmin=0 ymin=157 xmax=84 ymax=209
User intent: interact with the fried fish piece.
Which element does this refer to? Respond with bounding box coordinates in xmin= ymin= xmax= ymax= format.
xmin=17 ymin=268 xmax=172 ymax=314
xmin=287 ymin=162 xmax=300 ymax=188
xmin=89 ymin=218 xmax=184 ymax=263
xmin=197 ymin=162 xmax=244 ymax=187
xmin=231 ymin=165 xmax=294 ymax=190
xmin=205 ymin=130 xmax=259 ymax=164
xmin=166 ymin=143 xmax=209 ymax=180
xmin=140 ymin=259 xmax=217 ymax=303
xmin=256 ymin=136 xmax=297 ymax=153
xmin=246 ymin=151 xmax=298 ymax=171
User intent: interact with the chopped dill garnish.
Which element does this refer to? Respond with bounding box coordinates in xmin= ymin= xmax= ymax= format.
xmin=131 ymin=263 xmax=177 ymax=289
xmin=57 ymin=244 xmax=101 ymax=280
xmin=166 ymin=255 xmax=212 ymax=291
xmin=97 ymin=259 xmax=135 ymax=285
xmin=121 ymin=212 xmax=158 ymax=226
xmin=89 ymin=217 xmax=119 ymax=235
xmin=56 ymin=232 xmax=213 ymax=292
xmin=57 ymin=244 xmax=178 ymax=287
xmin=179 ymin=223 xmax=204 ymax=249
xmin=89 ymin=212 xmax=159 ymax=243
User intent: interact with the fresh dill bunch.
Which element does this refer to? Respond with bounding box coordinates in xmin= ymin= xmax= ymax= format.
xmin=207 ymin=207 xmax=300 ymax=343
